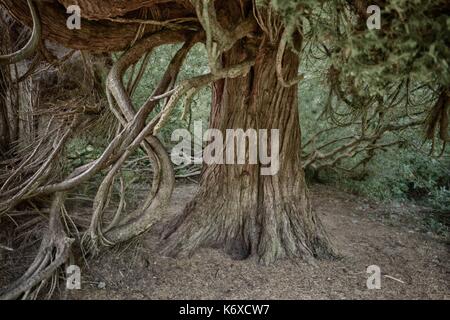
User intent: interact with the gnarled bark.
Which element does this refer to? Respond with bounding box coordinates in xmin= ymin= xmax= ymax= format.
xmin=1 ymin=0 xmax=196 ymax=52
xmin=163 ymin=41 xmax=336 ymax=265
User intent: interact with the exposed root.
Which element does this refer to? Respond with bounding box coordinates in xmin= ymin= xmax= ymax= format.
xmin=79 ymin=32 xmax=201 ymax=252
xmin=0 ymin=193 xmax=73 ymax=300
xmin=0 ymin=30 xmax=199 ymax=297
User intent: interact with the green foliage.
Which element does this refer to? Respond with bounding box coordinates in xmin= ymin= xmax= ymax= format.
xmin=299 ymin=56 xmax=449 ymax=233
xmin=339 ymin=0 xmax=450 ymax=93
xmin=270 ymin=0 xmax=450 ymax=94
xmin=332 ymin=143 xmax=450 ymax=205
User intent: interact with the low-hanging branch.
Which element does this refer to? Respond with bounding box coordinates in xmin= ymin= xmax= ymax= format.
xmin=0 ymin=29 xmax=199 ymax=299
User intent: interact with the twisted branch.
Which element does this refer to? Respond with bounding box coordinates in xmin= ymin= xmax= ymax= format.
xmin=0 ymin=0 xmax=41 ymax=65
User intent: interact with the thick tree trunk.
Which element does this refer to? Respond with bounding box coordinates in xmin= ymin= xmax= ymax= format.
xmin=163 ymin=41 xmax=335 ymax=264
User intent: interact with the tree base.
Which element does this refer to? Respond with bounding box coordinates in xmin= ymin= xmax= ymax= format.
xmin=162 ymin=187 xmax=337 ymax=265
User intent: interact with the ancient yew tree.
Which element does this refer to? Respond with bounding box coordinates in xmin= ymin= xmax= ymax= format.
xmin=0 ymin=0 xmax=448 ymax=298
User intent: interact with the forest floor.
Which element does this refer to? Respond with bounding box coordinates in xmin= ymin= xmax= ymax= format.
xmin=0 ymin=183 xmax=448 ymax=299
xmin=60 ymin=183 xmax=449 ymax=300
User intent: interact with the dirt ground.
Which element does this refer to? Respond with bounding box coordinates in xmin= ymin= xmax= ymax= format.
xmin=56 ymin=183 xmax=449 ymax=300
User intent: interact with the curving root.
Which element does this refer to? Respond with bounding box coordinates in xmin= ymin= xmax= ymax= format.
xmin=0 ymin=193 xmax=73 ymax=300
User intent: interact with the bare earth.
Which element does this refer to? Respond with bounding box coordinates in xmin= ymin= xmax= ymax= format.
xmin=59 ymin=183 xmax=449 ymax=300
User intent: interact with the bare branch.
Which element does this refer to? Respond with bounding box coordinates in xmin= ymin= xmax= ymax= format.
xmin=153 ymin=59 xmax=255 ymax=133
xmin=276 ymin=26 xmax=304 ymax=88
